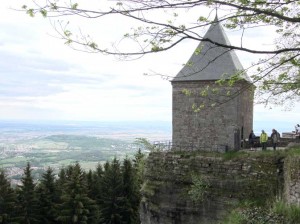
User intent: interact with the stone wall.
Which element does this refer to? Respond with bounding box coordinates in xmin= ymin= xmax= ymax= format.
xmin=284 ymin=155 xmax=300 ymax=206
xmin=172 ymin=80 xmax=253 ymax=151
xmin=140 ymin=151 xmax=284 ymax=224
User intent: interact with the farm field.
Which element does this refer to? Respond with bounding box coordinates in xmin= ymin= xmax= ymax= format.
xmin=0 ymin=120 xmax=171 ymax=182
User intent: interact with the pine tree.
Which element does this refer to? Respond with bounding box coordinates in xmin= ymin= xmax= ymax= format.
xmin=86 ymin=169 xmax=95 ymax=200
xmin=95 ymin=163 xmax=104 ymax=178
xmin=99 ymin=158 xmax=124 ymax=224
xmin=17 ymin=162 xmax=41 ymax=223
xmin=91 ymin=163 xmax=104 ymax=206
xmin=56 ymin=167 xmax=67 ymax=201
xmin=121 ymin=158 xmax=141 ymax=224
xmin=133 ymin=149 xmax=146 ymax=187
xmin=36 ymin=167 xmax=59 ymax=223
xmin=57 ymin=163 xmax=99 ymax=224
xmin=0 ymin=169 xmax=18 ymax=224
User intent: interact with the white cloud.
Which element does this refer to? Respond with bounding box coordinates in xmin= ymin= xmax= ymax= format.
xmin=0 ymin=0 xmax=298 ymax=128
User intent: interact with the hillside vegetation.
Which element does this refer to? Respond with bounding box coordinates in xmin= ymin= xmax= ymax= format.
xmin=0 ymin=150 xmax=145 ymax=223
xmin=0 ymin=134 xmax=137 ymax=181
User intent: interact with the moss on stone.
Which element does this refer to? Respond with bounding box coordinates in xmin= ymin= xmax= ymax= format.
xmin=141 ymin=148 xmax=300 ymax=224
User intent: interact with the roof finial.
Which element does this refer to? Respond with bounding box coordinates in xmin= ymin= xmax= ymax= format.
xmin=214 ymin=8 xmax=218 ymax=22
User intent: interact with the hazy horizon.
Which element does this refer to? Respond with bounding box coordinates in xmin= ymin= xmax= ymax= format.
xmin=0 ymin=118 xmax=296 ymax=137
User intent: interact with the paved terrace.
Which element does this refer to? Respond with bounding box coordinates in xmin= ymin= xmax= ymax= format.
xmin=152 ymin=137 xmax=300 ymax=152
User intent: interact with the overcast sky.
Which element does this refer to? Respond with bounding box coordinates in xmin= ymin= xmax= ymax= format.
xmin=0 ymin=1 xmax=299 ymax=134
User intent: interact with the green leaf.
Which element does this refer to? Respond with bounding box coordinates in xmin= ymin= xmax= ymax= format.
xmin=89 ymin=42 xmax=98 ymax=49
xmin=197 ymin=16 xmax=207 ymax=22
xmin=40 ymin=9 xmax=47 ymax=17
xmin=26 ymin=9 xmax=35 ymax=17
xmin=200 ymin=89 xmax=208 ymax=97
xmin=64 ymin=30 xmax=72 ymax=37
xmin=151 ymin=45 xmax=161 ymax=52
xmin=181 ymin=88 xmax=192 ymax=96
xmin=194 ymin=46 xmax=203 ymax=55
xmin=65 ymin=39 xmax=73 ymax=45
xmin=72 ymin=3 xmax=79 ymax=9
xmin=134 ymin=138 xmax=157 ymax=151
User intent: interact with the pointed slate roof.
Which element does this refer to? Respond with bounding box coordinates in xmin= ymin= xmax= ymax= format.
xmin=172 ymin=17 xmax=251 ymax=82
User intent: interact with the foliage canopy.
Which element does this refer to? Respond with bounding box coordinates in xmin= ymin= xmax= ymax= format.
xmin=22 ymin=0 xmax=300 ymax=106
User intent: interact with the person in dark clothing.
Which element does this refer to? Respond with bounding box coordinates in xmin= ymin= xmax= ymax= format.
xmin=248 ymin=130 xmax=256 ymax=151
xmin=271 ymin=129 xmax=280 ymax=150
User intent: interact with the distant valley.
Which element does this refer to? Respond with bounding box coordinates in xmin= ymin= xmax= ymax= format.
xmin=0 ymin=120 xmax=171 ymax=183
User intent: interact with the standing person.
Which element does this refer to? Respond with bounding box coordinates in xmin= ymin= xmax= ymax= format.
xmin=248 ymin=130 xmax=256 ymax=151
xmin=295 ymin=124 xmax=300 ymax=139
xmin=295 ymin=124 xmax=300 ymax=134
xmin=260 ymin=130 xmax=268 ymax=151
xmin=271 ymin=129 xmax=280 ymax=151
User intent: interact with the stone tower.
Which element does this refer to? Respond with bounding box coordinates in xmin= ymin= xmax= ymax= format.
xmin=171 ymin=17 xmax=254 ymax=151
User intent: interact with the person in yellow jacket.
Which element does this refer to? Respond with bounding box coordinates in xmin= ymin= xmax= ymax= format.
xmin=260 ymin=130 xmax=268 ymax=151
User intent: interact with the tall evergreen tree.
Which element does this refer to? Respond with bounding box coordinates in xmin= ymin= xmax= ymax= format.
xmin=100 ymin=158 xmax=124 ymax=224
xmin=36 ymin=167 xmax=59 ymax=223
xmin=57 ymin=163 xmax=99 ymax=224
xmin=121 ymin=158 xmax=141 ymax=224
xmin=133 ymin=149 xmax=146 ymax=187
xmin=95 ymin=163 xmax=104 ymax=178
xmin=17 ymin=162 xmax=41 ymax=223
xmin=0 ymin=169 xmax=18 ymax=224
xmin=86 ymin=169 xmax=95 ymax=200
xmin=56 ymin=167 xmax=67 ymax=201
xmin=103 ymin=161 xmax=110 ymax=173
xmin=92 ymin=163 xmax=104 ymax=206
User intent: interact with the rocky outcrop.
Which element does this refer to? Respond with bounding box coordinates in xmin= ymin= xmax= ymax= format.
xmin=140 ymin=151 xmax=286 ymax=224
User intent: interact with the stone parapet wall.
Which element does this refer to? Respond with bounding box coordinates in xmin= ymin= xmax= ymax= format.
xmin=284 ymin=155 xmax=300 ymax=206
xmin=140 ymin=151 xmax=285 ymax=224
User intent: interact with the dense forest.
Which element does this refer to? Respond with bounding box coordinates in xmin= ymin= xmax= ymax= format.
xmin=0 ymin=150 xmax=145 ymax=224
